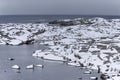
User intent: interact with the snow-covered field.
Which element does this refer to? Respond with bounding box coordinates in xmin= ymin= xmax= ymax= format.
xmin=1 ymin=17 xmax=120 ymax=79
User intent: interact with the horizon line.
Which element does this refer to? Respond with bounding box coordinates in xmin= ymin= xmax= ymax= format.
xmin=0 ymin=14 xmax=120 ymax=16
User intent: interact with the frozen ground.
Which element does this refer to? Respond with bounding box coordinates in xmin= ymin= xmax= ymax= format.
xmin=1 ymin=17 xmax=120 ymax=79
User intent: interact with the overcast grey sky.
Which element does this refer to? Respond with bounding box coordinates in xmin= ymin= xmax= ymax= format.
xmin=0 ymin=0 xmax=120 ymax=15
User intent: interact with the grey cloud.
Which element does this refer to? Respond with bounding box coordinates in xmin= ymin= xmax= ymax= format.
xmin=0 ymin=0 xmax=120 ymax=15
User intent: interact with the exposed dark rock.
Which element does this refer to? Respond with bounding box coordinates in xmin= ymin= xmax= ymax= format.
xmin=49 ymin=20 xmax=75 ymax=26
xmin=24 ymin=39 xmax=34 ymax=44
xmin=100 ymin=74 xmax=110 ymax=80
xmin=74 ymin=54 xmax=81 ymax=59
xmin=8 ymin=58 xmax=15 ymax=61
xmin=100 ymin=37 xmax=108 ymax=39
xmin=97 ymin=44 xmax=107 ymax=50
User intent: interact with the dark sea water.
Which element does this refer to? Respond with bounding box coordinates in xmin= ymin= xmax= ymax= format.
xmin=0 ymin=44 xmax=100 ymax=80
xmin=0 ymin=15 xmax=120 ymax=23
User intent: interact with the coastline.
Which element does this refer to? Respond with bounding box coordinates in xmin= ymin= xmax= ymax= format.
xmin=1 ymin=17 xmax=120 ymax=80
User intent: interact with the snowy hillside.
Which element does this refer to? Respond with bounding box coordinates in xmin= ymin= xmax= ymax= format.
xmin=1 ymin=17 xmax=120 ymax=79
xmin=33 ymin=18 xmax=120 ymax=80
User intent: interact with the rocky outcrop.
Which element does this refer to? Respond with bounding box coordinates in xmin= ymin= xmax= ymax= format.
xmin=0 ymin=23 xmax=46 ymax=45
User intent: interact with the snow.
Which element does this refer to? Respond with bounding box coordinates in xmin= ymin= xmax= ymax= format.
xmin=90 ymin=77 xmax=98 ymax=80
xmin=35 ymin=64 xmax=44 ymax=68
xmin=1 ymin=17 xmax=120 ymax=79
xmin=32 ymin=18 xmax=120 ymax=80
xmin=112 ymin=76 xmax=120 ymax=80
xmin=33 ymin=50 xmax=65 ymax=61
xmin=0 ymin=23 xmax=46 ymax=45
xmin=12 ymin=65 xmax=20 ymax=69
xmin=67 ymin=62 xmax=81 ymax=67
xmin=9 ymin=39 xmax=22 ymax=45
xmin=26 ymin=65 xmax=34 ymax=69
xmin=84 ymin=70 xmax=91 ymax=74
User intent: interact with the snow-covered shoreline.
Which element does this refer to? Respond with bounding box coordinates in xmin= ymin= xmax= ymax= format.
xmin=1 ymin=17 xmax=120 ymax=79
xmin=33 ymin=18 xmax=120 ymax=80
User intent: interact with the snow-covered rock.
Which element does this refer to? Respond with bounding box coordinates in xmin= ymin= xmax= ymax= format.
xmin=26 ymin=64 xmax=44 ymax=69
xmin=67 ymin=62 xmax=81 ymax=67
xmin=8 ymin=39 xmax=22 ymax=45
xmin=35 ymin=64 xmax=44 ymax=68
xmin=90 ymin=77 xmax=98 ymax=80
xmin=0 ymin=23 xmax=46 ymax=45
xmin=32 ymin=17 xmax=120 ymax=80
xmin=84 ymin=70 xmax=91 ymax=74
xmin=12 ymin=65 xmax=20 ymax=69
xmin=26 ymin=64 xmax=34 ymax=69
xmin=33 ymin=50 xmax=66 ymax=61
